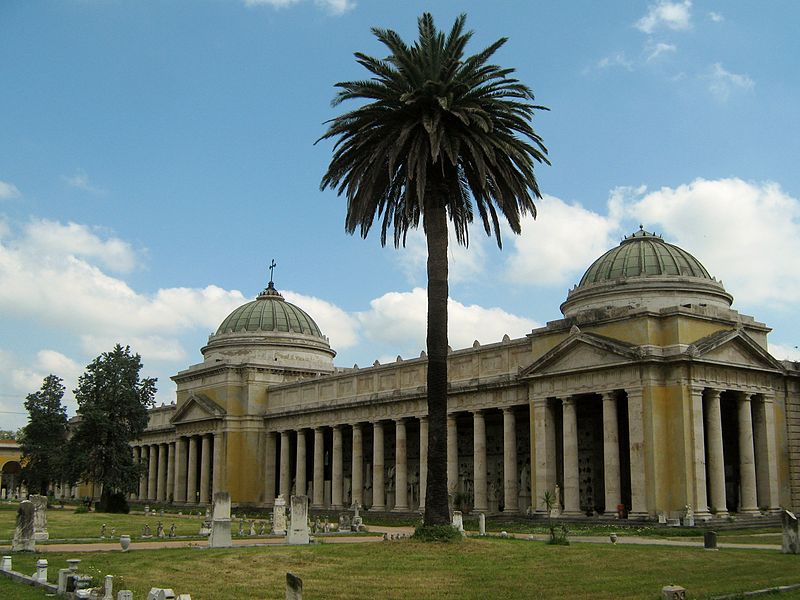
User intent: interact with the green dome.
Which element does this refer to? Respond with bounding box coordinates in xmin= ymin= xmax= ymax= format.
xmin=579 ymin=227 xmax=712 ymax=286
xmin=215 ymin=282 xmax=324 ymax=338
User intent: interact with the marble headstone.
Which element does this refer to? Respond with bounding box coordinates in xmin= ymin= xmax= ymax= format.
xmin=208 ymin=492 xmax=232 ymax=548
xmin=782 ymin=509 xmax=799 ymax=554
xmin=30 ymin=494 xmax=49 ymax=541
xmin=272 ymin=495 xmax=287 ymax=535
xmin=452 ymin=510 xmax=464 ymax=533
xmin=287 ymin=495 xmax=310 ymax=545
xmin=12 ymin=499 xmax=35 ymax=551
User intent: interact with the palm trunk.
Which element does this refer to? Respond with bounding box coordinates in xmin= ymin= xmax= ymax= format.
xmin=423 ymin=200 xmax=450 ymax=526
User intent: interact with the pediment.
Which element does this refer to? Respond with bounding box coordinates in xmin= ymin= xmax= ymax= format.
xmin=171 ymin=393 xmax=226 ymax=424
xmin=520 ymin=332 xmax=637 ymax=378
xmin=690 ymin=330 xmax=784 ymax=372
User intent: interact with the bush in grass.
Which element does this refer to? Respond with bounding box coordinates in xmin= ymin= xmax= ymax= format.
xmin=74 ymin=505 xmax=89 ymax=514
xmin=412 ymin=524 xmax=464 ymax=543
xmin=96 ymin=491 xmax=130 ymax=514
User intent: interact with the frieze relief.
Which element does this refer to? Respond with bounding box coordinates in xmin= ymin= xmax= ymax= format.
xmin=689 ymin=364 xmax=779 ymax=393
xmin=529 ymin=365 xmax=641 ymax=397
xmin=266 ymin=397 xmax=429 ymax=431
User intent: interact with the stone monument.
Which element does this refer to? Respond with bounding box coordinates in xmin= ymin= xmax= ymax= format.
xmin=782 ymin=509 xmax=799 ymax=554
xmin=451 ymin=510 xmax=464 ymax=534
xmin=30 ymin=494 xmax=49 ymax=541
xmin=272 ymin=495 xmax=287 ymax=535
xmin=208 ymin=492 xmax=232 ymax=548
xmin=12 ymin=499 xmax=35 ymax=551
xmin=287 ymin=495 xmax=310 ymax=545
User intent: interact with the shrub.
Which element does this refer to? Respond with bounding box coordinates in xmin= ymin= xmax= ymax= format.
xmin=96 ymin=491 xmax=130 ymax=514
xmin=412 ymin=524 xmax=464 ymax=543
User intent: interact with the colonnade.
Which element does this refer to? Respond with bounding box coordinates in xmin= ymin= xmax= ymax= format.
xmin=132 ymin=432 xmax=222 ymax=504
xmin=267 ymin=407 xmax=528 ymax=513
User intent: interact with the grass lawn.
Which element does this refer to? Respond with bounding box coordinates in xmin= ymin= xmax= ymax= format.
xmin=3 ymin=538 xmax=800 ymax=600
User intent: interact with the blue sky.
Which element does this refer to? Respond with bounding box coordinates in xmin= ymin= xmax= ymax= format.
xmin=2 ymin=1 xmax=799 ymax=429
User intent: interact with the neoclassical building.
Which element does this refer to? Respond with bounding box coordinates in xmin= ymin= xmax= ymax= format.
xmin=131 ymin=229 xmax=800 ymax=519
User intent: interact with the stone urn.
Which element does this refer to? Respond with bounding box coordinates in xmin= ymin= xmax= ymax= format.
xmin=119 ymin=534 xmax=131 ymax=552
xmin=609 ymin=533 xmax=618 ymax=544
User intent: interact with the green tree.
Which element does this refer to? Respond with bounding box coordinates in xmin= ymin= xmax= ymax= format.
xmin=19 ymin=374 xmax=69 ymax=495
xmin=67 ymin=344 xmax=156 ymax=510
xmin=319 ymin=13 xmax=548 ymax=525
xmin=0 ymin=430 xmax=18 ymax=440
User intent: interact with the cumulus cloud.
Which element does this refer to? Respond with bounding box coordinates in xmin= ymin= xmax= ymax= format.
xmin=706 ymin=63 xmax=754 ymax=101
xmin=283 ymin=290 xmax=359 ymax=350
xmin=0 ymin=180 xmax=21 ymax=200
xmin=244 ymin=0 xmax=354 ymax=14
xmin=63 ymin=169 xmax=106 ymax=195
xmin=768 ymin=343 xmax=800 ymax=362
xmin=356 ymin=287 xmax=539 ymax=356
xmin=625 ymin=178 xmax=800 ymax=307
xmin=504 ymin=195 xmax=619 ymax=287
xmin=636 ymin=0 xmax=692 ymax=33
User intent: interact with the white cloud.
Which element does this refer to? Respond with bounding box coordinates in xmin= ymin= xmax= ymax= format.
xmin=706 ymin=63 xmax=754 ymax=101
xmin=647 ymin=42 xmax=677 ymax=62
xmin=356 ymin=287 xmax=538 ymax=356
xmin=0 ymin=180 xmax=21 ymax=200
xmin=708 ymin=11 xmax=724 ymax=23
xmin=768 ymin=343 xmax=800 ymax=362
xmin=63 ymin=169 xmax=106 ymax=195
xmin=283 ymin=290 xmax=359 ymax=349
xmin=504 ymin=195 xmax=620 ymax=287
xmin=244 ymin=0 xmax=354 ymax=14
xmin=626 ymin=178 xmax=800 ymax=308
xmin=636 ymin=1 xmax=692 ymax=33
xmin=393 ymin=228 xmax=487 ymax=286
xmin=594 ymin=52 xmax=634 ymax=72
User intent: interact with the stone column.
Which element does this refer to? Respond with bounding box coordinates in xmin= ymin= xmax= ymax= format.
xmin=502 ymin=407 xmax=518 ymax=514
xmin=704 ymin=389 xmax=728 ymax=516
xmin=187 ymin=436 xmax=198 ymax=504
xmin=626 ymin=388 xmax=648 ymax=518
xmin=562 ymin=397 xmax=581 ymax=515
xmin=212 ymin=432 xmax=225 ymax=497
xmin=738 ymin=393 xmax=759 ymax=514
xmin=332 ymin=425 xmax=343 ymax=508
xmin=602 ymin=392 xmax=621 ymax=515
xmin=371 ymin=421 xmax=385 ymax=511
xmin=393 ymin=419 xmax=408 ymax=511
xmin=351 ymin=424 xmax=363 ymax=507
xmin=296 ymin=429 xmax=307 ymax=498
xmin=137 ymin=446 xmax=146 ymax=501
xmin=264 ymin=431 xmax=276 ymax=506
xmin=447 ymin=414 xmax=458 ymax=496
xmin=752 ymin=395 xmax=780 ymax=510
xmin=312 ymin=428 xmax=324 ymax=508
xmin=473 ymin=410 xmax=488 ymax=513
xmin=419 ymin=416 xmax=428 ymax=510
xmin=280 ymin=431 xmax=291 ymax=499
xmin=533 ymin=396 xmax=556 ymax=512
xmin=148 ymin=444 xmax=158 ymax=501
xmin=689 ymin=388 xmax=710 ymax=517
xmin=156 ymin=443 xmax=168 ymax=502
xmin=175 ymin=437 xmax=187 ymax=503
xmin=166 ymin=442 xmax=175 ymax=503
xmin=200 ymin=434 xmax=212 ymax=505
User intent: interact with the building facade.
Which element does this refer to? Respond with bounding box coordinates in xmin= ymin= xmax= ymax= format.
xmin=131 ymin=229 xmax=800 ymax=519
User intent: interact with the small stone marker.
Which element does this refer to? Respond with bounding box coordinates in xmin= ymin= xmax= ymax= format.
xmin=30 ymin=494 xmax=49 ymax=541
xmin=782 ymin=510 xmax=800 ymax=554
xmin=451 ymin=510 xmax=464 ymax=533
xmin=58 ymin=568 xmax=71 ymax=593
xmin=661 ymin=585 xmax=686 ymax=600
xmin=272 ymin=495 xmax=287 ymax=535
xmin=103 ymin=574 xmax=114 ymax=600
xmin=208 ymin=492 xmax=232 ymax=548
xmin=286 ymin=572 xmax=303 ymax=600
xmin=287 ymin=496 xmax=310 ymax=545
xmin=478 ymin=513 xmax=486 ymax=536
xmin=147 ymin=588 xmax=177 ymax=600
xmin=12 ymin=499 xmax=36 ymax=551
xmin=117 ymin=591 xmax=134 ymax=600
xmin=703 ymin=530 xmax=718 ymax=551
xmin=1 ymin=556 xmax=11 ymax=572
xmin=35 ymin=558 xmax=48 ymax=582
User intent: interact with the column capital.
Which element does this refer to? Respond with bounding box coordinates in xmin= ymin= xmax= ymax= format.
xmin=502 ymin=406 xmax=516 ymax=415
xmin=738 ymin=391 xmax=753 ymax=403
xmin=601 ymin=391 xmax=617 ymax=402
xmin=351 ymin=422 xmax=362 ymax=431
xmin=561 ymin=396 xmax=576 ymax=408
xmin=418 ymin=415 xmax=428 ymax=424
xmin=705 ymin=388 xmax=722 ymax=402
xmin=690 ymin=386 xmax=706 ymax=401
xmin=393 ymin=416 xmax=406 ymax=424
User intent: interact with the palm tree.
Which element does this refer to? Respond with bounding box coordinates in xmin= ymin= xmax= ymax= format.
xmin=319 ymin=12 xmax=548 ymax=526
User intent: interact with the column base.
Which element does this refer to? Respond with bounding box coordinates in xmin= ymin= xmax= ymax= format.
xmin=738 ymin=507 xmax=761 ymax=516
xmin=369 ymin=506 xmax=386 ymax=512
xmin=502 ymin=508 xmax=519 ymax=515
xmin=392 ymin=506 xmax=410 ymax=512
xmin=627 ymin=511 xmax=650 ymax=520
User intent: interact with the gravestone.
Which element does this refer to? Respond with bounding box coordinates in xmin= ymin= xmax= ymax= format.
xmin=286 ymin=572 xmax=303 ymax=600
xmin=452 ymin=510 xmax=464 ymax=533
xmin=272 ymin=495 xmax=287 ymax=535
xmin=249 ymin=520 xmax=256 ymax=536
xmin=287 ymin=495 xmax=310 ymax=545
xmin=208 ymin=492 xmax=232 ymax=548
xmin=117 ymin=592 xmax=134 ymax=600
xmin=103 ymin=574 xmax=114 ymax=600
xmin=147 ymin=588 xmax=176 ymax=600
xmin=30 ymin=494 xmax=49 ymax=540
xmin=478 ymin=513 xmax=486 ymax=536
xmin=1 ymin=556 xmax=11 ymax=571
xmin=12 ymin=499 xmax=35 ymax=551
xmin=338 ymin=514 xmax=351 ymax=532
xmin=35 ymin=558 xmax=48 ymax=582
xmin=661 ymin=585 xmax=686 ymax=600
xmin=782 ymin=510 xmax=800 ymax=554
xmin=703 ymin=530 xmax=718 ymax=551
xmin=352 ymin=502 xmax=364 ymax=532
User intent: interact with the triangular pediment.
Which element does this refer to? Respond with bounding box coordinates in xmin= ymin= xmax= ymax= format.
xmin=171 ymin=393 xmax=226 ymax=424
xmin=520 ymin=332 xmax=637 ymax=378
xmin=690 ymin=330 xmax=784 ymax=372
